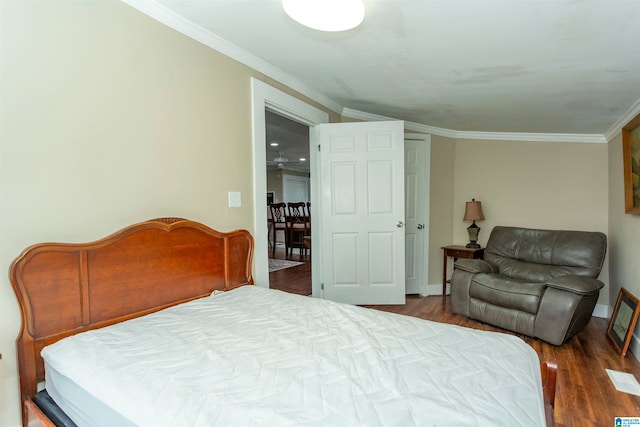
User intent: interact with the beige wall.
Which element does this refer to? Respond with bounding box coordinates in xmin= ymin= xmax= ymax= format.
xmin=426 ymin=137 xmax=610 ymax=297
xmin=0 ymin=2 xmax=338 ymax=425
xmin=427 ymin=135 xmax=456 ymax=284
xmin=608 ymin=132 xmax=640 ymax=346
xmin=267 ymin=170 xmax=285 ymax=206
xmin=0 ymin=1 xmax=622 ymax=425
xmin=450 ymin=139 xmax=610 ymax=303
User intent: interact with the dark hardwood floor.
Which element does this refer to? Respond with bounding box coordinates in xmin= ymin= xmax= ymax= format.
xmin=268 ymin=247 xmax=640 ymax=426
xmin=269 ymin=244 xmax=312 ymax=296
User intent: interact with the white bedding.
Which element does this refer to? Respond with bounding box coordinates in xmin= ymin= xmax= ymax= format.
xmin=42 ymin=285 xmax=546 ymax=426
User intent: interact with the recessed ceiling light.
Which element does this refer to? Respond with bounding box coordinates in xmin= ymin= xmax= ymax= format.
xmin=282 ymin=0 xmax=365 ymax=32
xmin=270 ymin=142 xmax=279 ymax=147
xmin=299 ymin=158 xmax=306 ymax=162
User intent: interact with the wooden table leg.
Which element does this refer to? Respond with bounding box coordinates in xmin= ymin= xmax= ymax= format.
xmin=442 ymin=250 xmax=448 ymax=296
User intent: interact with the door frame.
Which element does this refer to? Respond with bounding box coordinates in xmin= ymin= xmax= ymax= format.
xmin=251 ymin=78 xmax=329 ymax=288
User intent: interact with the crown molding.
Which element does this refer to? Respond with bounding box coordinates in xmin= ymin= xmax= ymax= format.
xmin=605 ymin=98 xmax=640 ymax=142
xmin=341 ymin=109 xmax=606 ymax=143
xmin=455 ymin=131 xmax=606 ymax=144
xmin=342 ymin=108 xmax=459 ymax=138
xmin=120 ymin=0 xmax=344 ymax=115
xmin=121 ymin=0 xmax=622 ymax=145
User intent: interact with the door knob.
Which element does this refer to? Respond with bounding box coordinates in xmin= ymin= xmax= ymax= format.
xmin=417 ymin=224 xmax=425 ymax=229
xmin=396 ymin=221 xmax=404 ymax=228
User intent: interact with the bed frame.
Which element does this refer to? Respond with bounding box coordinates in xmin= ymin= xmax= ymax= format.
xmin=10 ymin=218 xmax=253 ymax=426
xmin=11 ymin=217 xmax=556 ymax=426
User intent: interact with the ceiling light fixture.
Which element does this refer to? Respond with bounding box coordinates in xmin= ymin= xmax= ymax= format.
xmin=282 ymin=0 xmax=365 ymax=32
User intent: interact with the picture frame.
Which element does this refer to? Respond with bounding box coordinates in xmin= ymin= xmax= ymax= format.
xmin=607 ymin=287 xmax=640 ymax=358
xmin=622 ymin=112 xmax=640 ymax=215
xmin=267 ymin=191 xmax=275 ymax=205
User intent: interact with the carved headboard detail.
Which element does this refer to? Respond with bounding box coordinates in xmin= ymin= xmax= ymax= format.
xmin=10 ymin=217 xmax=254 ymax=417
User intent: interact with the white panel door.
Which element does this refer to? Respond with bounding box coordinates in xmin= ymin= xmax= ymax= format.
xmin=404 ymin=136 xmax=430 ymax=295
xmin=283 ymin=174 xmax=309 ymax=202
xmin=319 ymin=121 xmax=405 ymax=305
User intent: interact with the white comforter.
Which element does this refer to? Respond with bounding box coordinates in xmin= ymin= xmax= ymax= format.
xmin=42 ymin=285 xmax=546 ymax=426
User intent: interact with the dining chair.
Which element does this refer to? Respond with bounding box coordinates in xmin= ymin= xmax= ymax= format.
xmin=269 ymin=203 xmax=288 ymax=257
xmin=287 ymin=202 xmax=308 ymax=259
xmin=304 ymin=202 xmax=311 ymax=235
xmin=304 ymin=202 xmax=311 ymax=257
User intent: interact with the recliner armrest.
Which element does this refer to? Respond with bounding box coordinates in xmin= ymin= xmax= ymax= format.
xmin=546 ymin=275 xmax=604 ymax=295
xmin=454 ymin=259 xmax=495 ymax=274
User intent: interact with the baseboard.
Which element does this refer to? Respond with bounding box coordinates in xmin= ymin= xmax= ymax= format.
xmin=422 ymin=283 xmax=446 ymax=297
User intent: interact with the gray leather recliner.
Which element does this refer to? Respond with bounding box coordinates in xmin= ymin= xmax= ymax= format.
xmin=451 ymin=226 xmax=607 ymax=345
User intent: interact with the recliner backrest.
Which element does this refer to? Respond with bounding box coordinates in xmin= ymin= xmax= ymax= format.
xmin=484 ymin=226 xmax=607 ymax=282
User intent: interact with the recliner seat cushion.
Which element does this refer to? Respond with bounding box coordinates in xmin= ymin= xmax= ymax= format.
xmin=470 ymin=274 xmax=546 ymax=314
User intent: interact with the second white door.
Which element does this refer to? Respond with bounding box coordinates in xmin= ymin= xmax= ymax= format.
xmin=404 ymin=135 xmax=430 ymax=295
xmin=283 ymin=174 xmax=309 ymax=202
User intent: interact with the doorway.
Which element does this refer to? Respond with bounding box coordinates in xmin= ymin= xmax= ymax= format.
xmin=265 ymin=110 xmax=312 ymax=295
xmin=252 ymin=79 xmax=431 ymax=301
xmin=251 ymin=78 xmax=329 ymax=291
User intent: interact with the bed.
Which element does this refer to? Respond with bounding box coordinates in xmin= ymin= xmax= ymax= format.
xmin=11 ymin=218 xmax=555 ymax=426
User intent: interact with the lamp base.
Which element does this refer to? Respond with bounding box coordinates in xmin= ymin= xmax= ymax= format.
xmin=466 ymin=221 xmax=481 ymax=249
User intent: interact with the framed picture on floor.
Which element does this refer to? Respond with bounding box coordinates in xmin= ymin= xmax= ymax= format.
xmin=607 ymin=287 xmax=640 ymax=357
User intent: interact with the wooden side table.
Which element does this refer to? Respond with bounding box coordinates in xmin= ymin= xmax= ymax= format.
xmin=441 ymin=245 xmax=484 ymax=296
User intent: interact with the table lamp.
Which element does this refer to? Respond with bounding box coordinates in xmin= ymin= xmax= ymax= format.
xmin=463 ymin=198 xmax=485 ymax=248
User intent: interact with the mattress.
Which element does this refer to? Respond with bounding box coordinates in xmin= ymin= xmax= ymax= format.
xmin=42 ymin=285 xmax=546 ymax=426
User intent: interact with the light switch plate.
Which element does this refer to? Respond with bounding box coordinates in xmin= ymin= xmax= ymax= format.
xmin=228 ymin=191 xmax=242 ymax=208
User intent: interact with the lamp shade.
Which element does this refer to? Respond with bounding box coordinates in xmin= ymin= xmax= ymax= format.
xmin=463 ymin=199 xmax=485 ymax=222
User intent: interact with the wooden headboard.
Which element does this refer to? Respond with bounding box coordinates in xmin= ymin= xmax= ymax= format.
xmin=10 ymin=217 xmax=253 ymax=420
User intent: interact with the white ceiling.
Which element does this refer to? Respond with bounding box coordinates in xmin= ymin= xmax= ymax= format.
xmin=265 ymin=110 xmax=310 ymax=173
xmin=136 ymin=0 xmax=640 ymax=137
